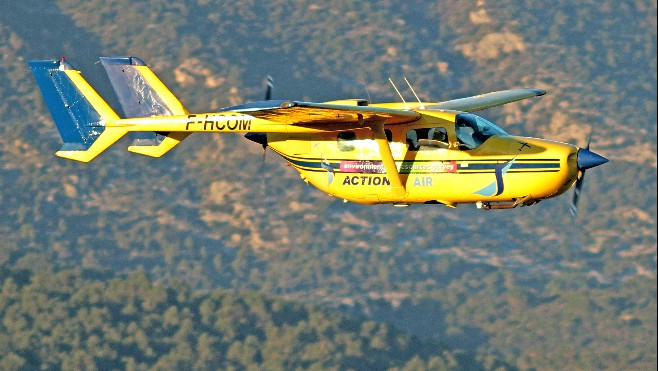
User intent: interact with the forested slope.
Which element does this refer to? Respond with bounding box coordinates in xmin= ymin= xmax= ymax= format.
xmin=0 ymin=0 xmax=655 ymax=369
xmin=1 ymin=268 xmax=481 ymax=370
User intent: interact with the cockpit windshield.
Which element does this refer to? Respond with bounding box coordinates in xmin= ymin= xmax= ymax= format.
xmin=455 ymin=113 xmax=507 ymax=150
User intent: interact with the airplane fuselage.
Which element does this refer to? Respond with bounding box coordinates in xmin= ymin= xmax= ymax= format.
xmin=266 ymin=109 xmax=580 ymax=207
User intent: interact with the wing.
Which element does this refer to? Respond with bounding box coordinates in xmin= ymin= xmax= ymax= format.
xmin=225 ymin=100 xmax=420 ymax=129
xmin=222 ymin=88 xmax=544 ymax=128
xmin=427 ymin=88 xmax=546 ymax=112
xmin=225 ymin=101 xmax=417 ymax=198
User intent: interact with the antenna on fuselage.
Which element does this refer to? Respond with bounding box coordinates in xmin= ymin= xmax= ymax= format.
xmin=265 ymin=75 xmax=273 ymax=100
xmin=404 ymin=77 xmax=425 ymax=109
xmin=388 ymin=78 xmax=409 ymax=110
xmin=360 ymin=78 xmax=372 ymax=103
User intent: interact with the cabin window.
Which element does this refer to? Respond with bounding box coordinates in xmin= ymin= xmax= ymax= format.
xmin=406 ymin=129 xmax=426 ymax=151
xmin=385 ymin=129 xmax=393 ymax=142
xmin=406 ymin=127 xmax=448 ymax=151
xmin=337 ymin=131 xmax=357 ymax=151
xmin=418 ymin=127 xmax=449 ymax=149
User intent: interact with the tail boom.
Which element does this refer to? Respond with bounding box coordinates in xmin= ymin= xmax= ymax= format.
xmin=30 ymin=57 xmax=321 ymax=162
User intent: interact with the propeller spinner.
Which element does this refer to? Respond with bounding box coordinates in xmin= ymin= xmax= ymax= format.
xmin=570 ymin=136 xmax=608 ymax=217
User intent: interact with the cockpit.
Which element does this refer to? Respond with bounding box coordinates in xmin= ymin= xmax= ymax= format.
xmin=405 ymin=113 xmax=508 ymax=152
xmin=454 ymin=113 xmax=507 ymax=150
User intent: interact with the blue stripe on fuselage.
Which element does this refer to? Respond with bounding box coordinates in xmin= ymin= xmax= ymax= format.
xmin=270 ymin=151 xmax=559 ymax=174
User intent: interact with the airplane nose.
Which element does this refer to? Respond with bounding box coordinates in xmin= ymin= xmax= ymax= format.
xmin=577 ymin=148 xmax=608 ymax=170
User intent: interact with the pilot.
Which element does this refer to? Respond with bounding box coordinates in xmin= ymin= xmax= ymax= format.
xmin=430 ymin=127 xmax=448 ymax=144
xmin=456 ymin=124 xmax=477 ymax=149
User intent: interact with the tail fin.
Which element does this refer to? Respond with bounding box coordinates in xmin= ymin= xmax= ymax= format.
xmin=28 ymin=58 xmax=127 ymax=162
xmin=100 ymin=57 xmax=190 ymax=157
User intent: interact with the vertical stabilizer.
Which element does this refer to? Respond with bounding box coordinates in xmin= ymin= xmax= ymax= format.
xmin=28 ymin=58 xmax=126 ymax=162
xmin=100 ymin=57 xmax=190 ymax=157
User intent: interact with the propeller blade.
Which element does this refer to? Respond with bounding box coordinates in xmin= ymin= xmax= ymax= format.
xmin=257 ymin=144 xmax=268 ymax=193
xmin=570 ymin=169 xmax=586 ymax=217
xmin=260 ymin=142 xmax=268 ymax=169
xmin=246 ymin=76 xmax=271 ymax=158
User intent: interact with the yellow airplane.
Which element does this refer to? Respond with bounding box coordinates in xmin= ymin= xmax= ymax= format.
xmin=29 ymin=57 xmax=607 ymax=212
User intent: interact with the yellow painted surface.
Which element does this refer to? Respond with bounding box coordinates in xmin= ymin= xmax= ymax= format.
xmin=267 ymin=110 xmax=579 ymax=205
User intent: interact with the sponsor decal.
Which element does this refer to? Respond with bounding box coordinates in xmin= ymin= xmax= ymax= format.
xmin=342 ymin=175 xmax=391 ymax=186
xmin=399 ymin=161 xmax=457 ymax=173
xmin=321 ymin=157 xmax=335 ymax=185
xmin=413 ymin=176 xmax=434 ymax=187
xmin=339 ymin=160 xmax=457 ymax=174
xmin=340 ymin=161 xmax=386 ymax=174
xmin=473 ymin=157 xmax=516 ymax=196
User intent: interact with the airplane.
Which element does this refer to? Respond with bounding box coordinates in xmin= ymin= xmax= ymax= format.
xmin=28 ymin=56 xmax=608 ymax=213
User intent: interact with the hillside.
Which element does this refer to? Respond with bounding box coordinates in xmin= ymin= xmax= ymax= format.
xmin=0 ymin=0 xmax=656 ymax=369
xmin=1 ymin=267 xmax=484 ymax=370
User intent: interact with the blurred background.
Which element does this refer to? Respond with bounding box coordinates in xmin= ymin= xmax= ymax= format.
xmin=0 ymin=0 xmax=655 ymax=369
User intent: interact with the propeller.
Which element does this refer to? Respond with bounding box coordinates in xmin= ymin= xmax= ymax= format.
xmin=245 ymin=76 xmax=274 ymax=192
xmin=244 ymin=75 xmax=273 ymax=149
xmin=570 ymin=133 xmax=608 ymax=217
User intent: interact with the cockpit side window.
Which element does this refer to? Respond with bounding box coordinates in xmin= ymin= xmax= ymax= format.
xmin=420 ymin=127 xmax=449 ymax=149
xmin=455 ymin=119 xmax=479 ymax=150
xmin=455 ymin=113 xmax=507 ymax=150
xmin=406 ymin=128 xmax=428 ymax=151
